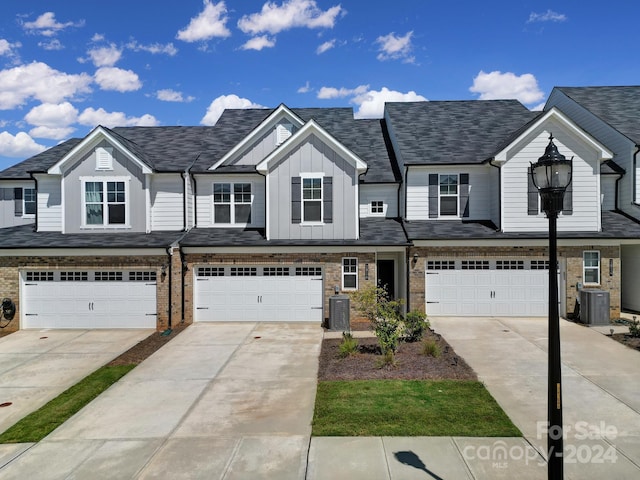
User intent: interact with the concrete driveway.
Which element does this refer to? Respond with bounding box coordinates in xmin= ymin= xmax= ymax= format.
xmin=0 ymin=322 xmax=322 ymax=479
xmin=0 ymin=329 xmax=152 ymax=435
xmin=430 ymin=317 xmax=640 ymax=480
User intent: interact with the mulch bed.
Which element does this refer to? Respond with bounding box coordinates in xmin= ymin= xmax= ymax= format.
xmin=318 ymin=330 xmax=477 ymax=381
xmin=107 ymin=323 xmax=187 ymax=366
xmin=610 ymin=333 xmax=640 ymax=351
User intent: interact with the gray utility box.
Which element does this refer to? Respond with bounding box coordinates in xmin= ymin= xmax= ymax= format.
xmin=328 ymin=295 xmax=350 ymax=331
xmin=580 ymin=289 xmax=610 ymax=326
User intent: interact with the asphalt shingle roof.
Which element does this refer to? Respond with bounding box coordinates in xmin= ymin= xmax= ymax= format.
xmin=555 ymin=86 xmax=640 ymax=145
xmin=385 ymin=100 xmax=539 ymax=165
xmin=403 ymin=211 xmax=640 ymax=241
xmin=0 ymin=138 xmax=82 ymax=178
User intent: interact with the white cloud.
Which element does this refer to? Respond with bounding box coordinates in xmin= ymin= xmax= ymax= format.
xmin=29 ymin=125 xmax=75 ymax=140
xmin=126 ymin=40 xmax=178 ymax=56
xmin=469 ymin=70 xmax=544 ymax=105
xmin=297 ymin=81 xmax=311 ymax=93
xmin=92 ymin=33 xmax=105 ymax=42
xmin=0 ymin=39 xmax=21 ymax=57
xmin=351 ymin=87 xmax=427 ymax=118
xmin=0 ymin=131 xmax=47 ymax=158
xmin=88 ymin=44 xmax=122 ymax=67
xmin=25 ymin=102 xmax=78 ymax=127
xmin=201 ymin=94 xmax=265 ymax=125
xmin=94 ymin=67 xmax=142 ymax=92
xmin=156 ymin=89 xmax=195 ymax=102
xmin=177 ymin=0 xmax=231 ymax=42
xmin=238 ymin=0 xmax=343 ymax=35
xmin=38 ymin=39 xmax=63 ymax=51
xmin=527 ymin=10 xmax=567 ymax=23
xmin=0 ymin=62 xmax=92 ymax=109
xmin=240 ymin=35 xmax=276 ymax=51
xmin=316 ymin=39 xmax=335 ymax=54
xmin=78 ymin=107 xmax=159 ymax=127
xmin=22 ymin=12 xmax=84 ymax=37
xmin=375 ymin=31 xmax=414 ymax=63
xmin=317 ymin=84 xmax=368 ymax=99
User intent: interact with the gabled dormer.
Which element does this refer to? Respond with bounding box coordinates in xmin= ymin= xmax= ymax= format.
xmin=492 ymin=107 xmax=613 ymax=233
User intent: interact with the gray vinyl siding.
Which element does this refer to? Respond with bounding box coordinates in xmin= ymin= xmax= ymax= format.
xmin=488 ymin=164 xmax=500 ymax=227
xmin=194 ymin=174 xmax=265 ymax=228
xmin=267 ymin=134 xmax=358 ymax=240
xmin=227 ymin=121 xmax=299 ymax=167
xmin=359 ymin=184 xmax=399 ymax=217
xmin=601 ymin=176 xmax=617 ymax=211
xmin=546 ymin=90 xmax=638 ymax=215
xmin=501 ymin=120 xmax=600 ymax=232
xmin=62 ymin=140 xmax=146 ymax=233
xmin=405 ymin=165 xmax=491 ymax=221
xmin=36 ymin=174 xmax=62 ymax=231
xmin=185 ymin=174 xmax=195 ymax=229
xmin=151 ymin=174 xmax=184 ymax=231
xmin=0 ymin=181 xmax=35 ymax=228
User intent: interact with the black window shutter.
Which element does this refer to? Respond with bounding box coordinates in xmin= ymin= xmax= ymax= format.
xmin=323 ymin=176 xmax=333 ymax=223
xmin=291 ymin=177 xmax=301 ymax=224
xmin=14 ymin=187 xmax=23 ymax=217
xmin=562 ymin=181 xmax=573 ymax=215
xmin=459 ymin=173 xmax=470 ymax=218
xmin=428 ymin=174 xmax=438 ymax=218
xmin=527 ymin=167 xmax=539 ymax=215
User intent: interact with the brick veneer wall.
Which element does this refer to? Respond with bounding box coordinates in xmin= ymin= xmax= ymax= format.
xmin=182 ymin=252 xmax=377 ymax=325
xmin=408 ymin=245 xmax=621 ymax=320
xmin=0 ymin=255 xmax=170 ymax=332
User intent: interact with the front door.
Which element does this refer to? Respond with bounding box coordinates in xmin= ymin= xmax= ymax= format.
xmin=377 ymin=259 xmax=395 ymax=299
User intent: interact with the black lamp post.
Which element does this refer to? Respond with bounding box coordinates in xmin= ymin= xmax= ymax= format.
xmin=531 ymin=133 xmax=572 ymax=480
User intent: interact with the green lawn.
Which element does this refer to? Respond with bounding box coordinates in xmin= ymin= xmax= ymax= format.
xmin=312 ymin=379 xmax=521 ymax=437
xmin=0 ymin=364 xmax=135 ymax=443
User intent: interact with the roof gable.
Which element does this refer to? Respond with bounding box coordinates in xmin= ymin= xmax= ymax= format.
xmin=255 ymin=119 xmax=367 ymax=174
xmin=47 ymin=126 xmax=153 ymax=175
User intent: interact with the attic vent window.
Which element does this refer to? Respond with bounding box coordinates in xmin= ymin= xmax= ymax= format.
xmin=96 ymin=147 xmax=114 ymax=171
xmin=276 ymin=123 xmax=293 ymax=146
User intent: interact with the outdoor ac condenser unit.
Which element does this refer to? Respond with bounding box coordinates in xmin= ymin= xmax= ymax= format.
xmin=328 ymin=295 xmax=350 ymax=331
xmin=579 ymin=289 xmax=610 ymax=326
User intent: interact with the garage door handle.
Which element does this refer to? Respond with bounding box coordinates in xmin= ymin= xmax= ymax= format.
xmin=146 ymin=313 xmax=157 ymax=316
xmin=426 ymin=301 xmax=439 ymax=304
xmin=196 ymin=307 xmax=209 ymax=310
xmin=311 ymin=307 xmax=323 ymax=309
xmin=25 ymin=313 xmax=38 ymax=316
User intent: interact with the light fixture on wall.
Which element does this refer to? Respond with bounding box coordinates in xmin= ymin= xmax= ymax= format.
xmin=182 ymin=260 xmax=189 ymax=273
xmin=412 ymin=253 xmax=419 ymax=266
xmin=609 ymin=258 xmax=613 ymax=277
xmin=530 ymin=133 xmax=572 ymax=480
xmin=365 ymin=263 xmax=369 ymax=280
xmin=161 ymin=264 xmax=167 ymax=278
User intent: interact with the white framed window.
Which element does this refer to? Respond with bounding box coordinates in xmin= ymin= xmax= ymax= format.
xmin=23 ymin=188 xmax=36 ymax=216
xmin=439 ymin=174 xmax=458 ymax=216
xmin=213 ymin=182 xmax=252 ymax=225
xmin=370 ymin=200 xmax=384 ymax=215
xmin=342 ymin=257 xmax=358 ymax=290
xmin=302 ymin=177 xmax=322 ymax=223
xmin=82 ymin=178 xmax=129 ymax=227
xmin=95 ymin=147 xmax=114 ymax=171
xmin=583 ymin=251 xmax=600 ymax=285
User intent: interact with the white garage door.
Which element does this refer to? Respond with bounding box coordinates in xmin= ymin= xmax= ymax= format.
xmin=22 ymin=270 xmax=157 ymax=329
xmin=425 ymin=259 xmax=550 ymax=316
xmin=194 ymin=265 xmax=323 ymax=322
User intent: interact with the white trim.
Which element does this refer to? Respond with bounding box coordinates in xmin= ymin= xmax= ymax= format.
xmin=182 ymin=245 xmax=406 ymax=254
xmin=256 ymin=119 xmax=368 ymax=174
xmin=438 ymin=173 xmax=460 ymax=218
xmin=412 ymin=238 xmax=622 ymax=247
xmin=0 ymin=248 xmax=167 ymax=257
xmin=342 ymin=257 xmax=358 ymax=290
xmin=22 ymin=187 xmax=36 ymax=218
xmin=370 ymin=200 xmax=385 ymax=216
xmin=210 ymin=105 xmax=305 ymax=170
xmin=583 ymin=250 xmax=601 ymax=285
xmin=80 ymin=176 xmax=131 ymax=229
xmin=493 ymin=108 xmax=613 ymax=163
xmin=300 ymin=174 xmax=323 ymax=225
xmin=48 ymin=126 xmax=153 ymax=175
xmin=211 ymin=181 xmax=253 ymax=226
xmin=145 ymin=175 xmax=151 ymax=233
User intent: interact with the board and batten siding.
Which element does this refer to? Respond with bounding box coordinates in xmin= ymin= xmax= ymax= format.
xmin=194 ymin=174 xmax=265 ymax=228
xmin=359 ymin=184 xmax=398 ymax=217
xmin=62 ymin=141 xmax=146 ymax=233
xmin=501 ymin=125 xmax=600 ymax=232
xmin=226 ymin=121 xmax=298 ymax=167
xmin=546 ymin=90 xmax=637 ymax=213
xmin=405 ymin=165 xmax=491 ymax=221
xmin=267 ymin=134 xmax=358 ymax=240
xmin=35 ymin=174 xmax=62 ymax=232
xmin=621 ymin=245 xmax=640 ymax=312
xmin=151 ymin=174 xmax=184 ymax=231
xmin=0 ymin=181 xmax=36 ymax=228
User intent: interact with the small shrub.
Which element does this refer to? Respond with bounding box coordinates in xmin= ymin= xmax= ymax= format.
xmin=422 ymin=339 xmax=441 ymax=358
xmin=629 ymin=319 xmax=640 ymax=338
xmin=376 ymin=350 xmax=398 ymax=369
xmin=403 ymin=311 xmax=429 ymax=342
xmin=338 ymin=332 xmax=359 ymax=358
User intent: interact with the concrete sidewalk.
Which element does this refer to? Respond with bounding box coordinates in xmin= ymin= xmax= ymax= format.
xmin=0 ymin=329 xmax=152 ymax=435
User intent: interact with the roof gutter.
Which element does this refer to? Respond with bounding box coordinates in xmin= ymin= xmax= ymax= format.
xmin=633 ymin=146 xmax=640 ymax=207
xmin=29 ymin=172 xmax=38 ymax=232
xmin=488 ymin=159 xmax=501 ymax=231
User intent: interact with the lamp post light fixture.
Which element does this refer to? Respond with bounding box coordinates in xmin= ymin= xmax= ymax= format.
xmin=530 ymin=133 xmax=572 ymax=480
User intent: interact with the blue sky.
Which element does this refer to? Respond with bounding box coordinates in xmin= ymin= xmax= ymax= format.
xmin=0 ymin=0 xmax=638 ymax=170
